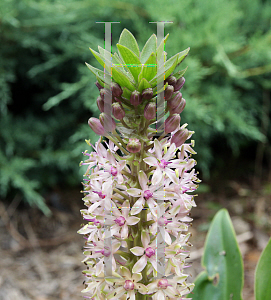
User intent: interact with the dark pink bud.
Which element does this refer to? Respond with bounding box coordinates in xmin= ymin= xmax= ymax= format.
xmin=88 ymin=117 xmax=105 ymax=135
xmin=100 ymin=88 xmax=112 ymax=104
xmin=142 ymin=88 xmax=153 ymax=100
xmin=143 ymin=190 xmax=153 ymax=200
xmin=95 ymin=81 xmax=103 ymax=90
xmin=127 ymin=138 xmax=141 ymax=153
xmin=165 ymin=75 xmax=177 ymax=86
xmin=158 ymin=278 xmax=170 ymax=289
xmin=167 ymin=92 xmax=182 ymax=110
xmin=174 ymin=77 xmax=185 ymax=92
xmin=99 ymin=113 xmax=116 ymax=131
xmin=144 ymin=102 xmax=156 ymax=120
xmin=165 ymin=113 xmax=181 ymax=134
xmin=97 ymin=95 xmax=104 ymax=113
xmin=112 ymin=102 xmax=125 ymax=120
xmin=145 ymin=247 xmax=155 ymax=258
xmin=169 ymin=98 xmax=186 ymax=115
xmin=111 ymin=82 xmax=123 ymax=97
xmin=124 ymin=280 xmax=134 ymax=291
xmin=171 ymin=128 xmax=189 ymax=147
xmin=130 ymin=90 xmax=142 ymax=106
xmin=164 ymin=85 xmax=174 ymax=101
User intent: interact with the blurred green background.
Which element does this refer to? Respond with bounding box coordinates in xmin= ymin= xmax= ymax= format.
xmin=1 ymin=0 xmax=271 ymax=215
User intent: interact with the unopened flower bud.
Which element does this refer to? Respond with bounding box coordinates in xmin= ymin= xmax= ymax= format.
xmin=164 ymin=85 xmax=174 ymax=101
xmin=165 ymin=114 xmax=181 ymax=134
xmin=167 ymin=92 xmax=182 ymax=110
xmin=97 ymin=95 xmax=104 ymax=113
xmin=169 ymin=98 xmax=186 ymax=115
xmin=99 ymin=113 xmax=116 ymax=131
xmin=165 ymin=75 xmax=177 ymax=86
xmin=111 ymin=82 xmax=123 ymax=97
xmin=112 ymin=102 xmax=125 ymax=120
xmin=130 ymin=90 xmax=142 ymax=106
xmin=171 ymin=128 xmax=189 ymax=147
xmin=127 ymin=138 xmax=141 ymax=153
xmin=100 ymin=88 xmax=112 ymax=104
xmin=88 ymin=117 xmax=105 ymax=135
xmin=142 ymin=88 xmax=153 ymax=100
xmin=144 ymin=102 xmax=156 ymax=120
xmin=174 ymin=77 xmax=185 ymax=91
xmin=95 ymin=81 xmax=103 ymax=90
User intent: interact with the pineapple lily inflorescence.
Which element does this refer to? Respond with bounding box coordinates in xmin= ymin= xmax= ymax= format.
xmin=78 ymin=28 xmax=200 ymax=300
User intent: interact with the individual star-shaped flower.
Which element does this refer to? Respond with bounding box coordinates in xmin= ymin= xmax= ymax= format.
xmin=127 ymin=170 xmax=174 ymax=216
xmin=106 ymin=266 xmax=148 ymax=300
xmin=130 ymin=230 xmax=158 ymax=274
xmin=103 ymin=200 xmax=140 ymax=239
xmin=143 ymin=139 xmax=179 ymax=185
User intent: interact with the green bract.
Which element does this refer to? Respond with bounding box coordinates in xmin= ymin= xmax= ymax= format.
xmin=86 ymin=28 xmax=189 ymax=92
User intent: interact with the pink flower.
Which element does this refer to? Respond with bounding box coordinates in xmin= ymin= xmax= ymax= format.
xmin=143 ymin=139 xmax=179 ymax=185
xmin=130 ymin=231 xmax=158 ymax=274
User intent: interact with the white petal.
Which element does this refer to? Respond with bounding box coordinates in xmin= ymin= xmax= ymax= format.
xmin=120 ymin=266 xmax=131 ymax=278
xmin=130 ymin=246 xmax=145 ymax=256
xmin=126 ymin=188 xmax=141 ymax=197
xmin=143 ymin=156 xmax=158 ymax=166
xmin=132 ymin=255 xmax=147 ymax=273
xmin=152 ymin=168 xmax=163 ymax=185
xmin=154 ymin=139 xmax=162 ymax=160
xmin=126 ymin=216 xmax=140 ymax=225
xmin=138 ymin=170 xmax=148 ymax=190
xmin=141 ymin=230 xmax=150 ymax=248
xmin=130 ymin=198 xmax=144 ymax=215
xmin=121 ymin=225 xmax=128 ymax=239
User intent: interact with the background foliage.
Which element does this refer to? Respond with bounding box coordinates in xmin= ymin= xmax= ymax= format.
xmin=0 ymin=0 xmax=271 ymax=213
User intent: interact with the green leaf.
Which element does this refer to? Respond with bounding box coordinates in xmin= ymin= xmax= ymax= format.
xmin=173 ymin=66 xmax=188 ymax=80
xmin=122 ymin=87 xmax=132 ymax=100
xmin=89 ymin=47 xmax=112 ymax=74
xmin=157 ymin=33 xmax=169 ymax=62
xmin=118 ymin=28 xmax=140 ymax=57
xmin=176 ymin=47 xmax=190 ymax=66
xmin=138 ymin=52 xmax=157 ymax=83
xmin=255 ymin=237 xmax=271 ymax=300
xmin=85 ymin=62 xmax=112 ymax=86
xmin=140 ymin=34 xmax=157 ymax=64
xmin=137 ymin=78 xmax=152 ymax=93
xmin=149 ymin=55 xmax=179 ymax=88
xmin=117 ymin=44 xmax=142 ymax=82
xmin=111 ymin=67 xmax=136 ymax=91
xmin=187 ymin=209 xmax=244 ymax=300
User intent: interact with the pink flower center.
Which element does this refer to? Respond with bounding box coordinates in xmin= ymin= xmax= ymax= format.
xmin=145 ymin=247 xmax=155 ymax=258
xmin=93 ymin=191 xmax=106 ymax=199
xmin=158 ymin=159 xmax=171 ymax=169
xmin=110 ymin=166 xmax=118 ymax=176
xmin=101 ymin=247 xmax=111 ymax=257
xmin=124 ymin=280 xmax=134 ymax=291
xmin=158 ymin=278 xmax=169 ymax=289
xmin=143 ymin=190 xmax=153 ymax=200
xmin=115 ymin=216 xmax=126 ymax=226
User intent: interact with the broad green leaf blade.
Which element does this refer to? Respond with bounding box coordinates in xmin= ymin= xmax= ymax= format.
xmin=187 ymin=209 xmax=244 ymax=300
xmin=255 ymin=237 xmax=271 ymax=300
xmin=140 ymin=34 xmax=157 ymax=64
xmin=97 ymin=46 xmax=134 ymax=82
xmin=149 ymin=55 xmax=179 ymax=88
xmin=111 ymin=67 xmax=136 ymax=92
xmin=117 ymin=44 xmax=142 ymax=83
xmin=176 ymin=47 xmax=190 ymax=66
xmin=173 ymin=66 xmax=188 ymax=80
xmin=137 ymin=78 xmax=152 ymax=93
xmin=157 ymin=33 xmax=169 ymax=62
xmin=118 ymin=28 xmax=140 ymax=57
xmin=85 ymin=63 xmax=112 ymax=86
xmin=89 ymin=47 xmax=112 ymax=74
xmin=122 ymin=87 xmax=132 ymax=100
xmin=138 ymin=52 xmax=157 ymax=83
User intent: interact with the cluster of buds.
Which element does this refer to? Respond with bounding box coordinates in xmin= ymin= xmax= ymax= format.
xmin=80 ymin=29 xmax=199 ymax=300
